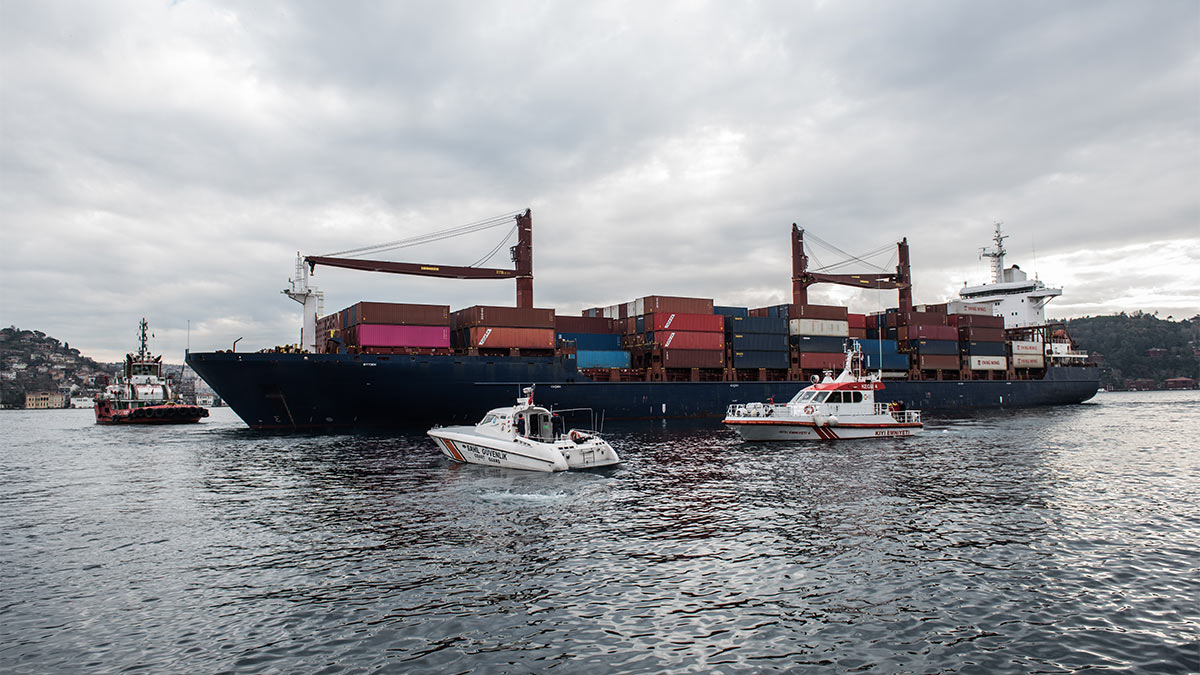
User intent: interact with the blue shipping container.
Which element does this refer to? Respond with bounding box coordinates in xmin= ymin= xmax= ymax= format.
xmin=790 ymin=335 xmax=848 ymax=353
xmin=732 ymin=350 xmax=790 ymax=369
xmin=767 ymin=303 xmax=790 ymax=319
xmin=575 ymin=350 xmax=631 ymax=369
xmin=914 ymin=339 xmax=958 ymax=355
xmin=864 ymin=353 xmax=910 ymax=371
xmin=857 ymin=338 xmax=900 ymax=354
xmin=724 ymin=315 xmax=788 ymax=335
xmin=558 ymin=333 xmax=623 ymax=350
xmin=730 ymin=333 xmax=788 ymax=351
xmin=963 ymin=341 xmax=1006 ymax=356
xmin=714 ymin=306 xmax=750 ymax=317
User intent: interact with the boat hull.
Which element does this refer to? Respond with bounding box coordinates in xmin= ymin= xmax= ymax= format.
xmin=94 ymin=401 xmax=209 ymax=425
xmin=724 ymin=418 xmax=922 ymax=441
xmin=185 ymin=351 xmax=1099 ymax=430
xmin=428 ymin=427 xmax=569 ymax=472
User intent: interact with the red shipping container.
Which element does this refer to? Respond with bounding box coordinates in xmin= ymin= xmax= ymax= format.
xmin=958 ymin=326 xmax=1005 ymax=342
xmin=452 ymin=306 xmax=555 ymax=329
xmin=748 ymin=307 xmax=769 ymax=318
xmin=646 ymin=331 xmax=724 ymax=350
xmin=662 ymin=349 xmax=724 ymax=368
xmin=799 ymin=353 xmax=846 ymax=370
xmin=555 ymin=316 xmax=616 ymax=333
xmin=352 ymin=324 xmax=450 ymax=348
xmin=646 ymin=312 xmax=724 ymax=332
xmin=917 ymin=354 xmax=960 ymax=370
xmin=955 ymin=314 xmax=1005 ymax=329
xmin=849 ymin=327 xmax=868 ymax=339
xmin=848 ymin=313 xmax=867 ymax=329
xmin=348 ymin=302 xmax=450 ymax=326
xmin=887 ymin=311 xmax=948 ymax=328
xmin=900 ymin=324 xmax=957 ymax=341
xmin=641 ymin=295 xmax=715 ymax=315
xmin=463 ymin=327 xmax=555 ymax=349
xmin=790 ymin=304 xmax=849 ymax=321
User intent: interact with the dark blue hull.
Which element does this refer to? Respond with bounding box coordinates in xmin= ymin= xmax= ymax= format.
xmin=186 ymin=351 xmax=1100 ymax=430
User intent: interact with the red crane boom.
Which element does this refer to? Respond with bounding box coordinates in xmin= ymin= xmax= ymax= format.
xmin=305 ymin=209 xmax=535 ymax=308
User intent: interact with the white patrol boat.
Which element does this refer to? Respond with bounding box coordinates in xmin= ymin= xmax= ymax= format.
xmin=723 ymin=342 xmax=923 ymax=441
xmin=427 ymin=387 xmax=621 ymax=472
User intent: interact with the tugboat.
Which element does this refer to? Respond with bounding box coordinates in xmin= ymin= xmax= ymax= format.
xmin=94 ymin=319 xmax=209 ymax=425
xmin=723 ymin=341 xmax=922 ymax=441
xmin=427 ymin=387 xmax=620 ymax=472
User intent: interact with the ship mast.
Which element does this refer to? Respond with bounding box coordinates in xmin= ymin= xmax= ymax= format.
xmin=136 ymin=318 xmax=151 ymax=361
xmin=980 ymin=222 xmax=1007 ymax=284
xmin=283 ymin=255 xmax=324 ymax=353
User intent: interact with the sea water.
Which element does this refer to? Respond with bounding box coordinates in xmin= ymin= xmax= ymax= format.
xmin=1 ymin=391 xmax=1196 ymax=673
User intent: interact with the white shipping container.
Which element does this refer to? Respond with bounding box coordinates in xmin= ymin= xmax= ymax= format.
xmin=968 ymin=355 xmax=1007 ymax=371
xmin=634 ymin=298 xmax=645 ymax=316
xmin=947 ymin=300 xmax=992 ymax=316
xmin=789 ymin=319 xmax=850 ymax=337
xmin=1011 ymin=340 xmax=1043 ymax=355
xmin=1013 ymin=354 xmax=1045 ymax=368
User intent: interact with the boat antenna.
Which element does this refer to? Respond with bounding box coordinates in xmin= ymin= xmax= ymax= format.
xmin=137 ymin=318 xmax=151 ymax=361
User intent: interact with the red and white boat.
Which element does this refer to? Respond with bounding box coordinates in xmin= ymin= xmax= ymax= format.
xmin=94 ymin=319 xmax=209 ymax=425
xmin=723 ymin=341 xmax=922 ymax=441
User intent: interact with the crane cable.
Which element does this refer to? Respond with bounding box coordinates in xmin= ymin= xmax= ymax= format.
xmin=321 ymin=211 xmax=523 ymax=258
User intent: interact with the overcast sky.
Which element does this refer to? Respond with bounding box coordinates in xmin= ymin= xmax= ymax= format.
xmin=2 ymin=1 xmax=1197 ymax=362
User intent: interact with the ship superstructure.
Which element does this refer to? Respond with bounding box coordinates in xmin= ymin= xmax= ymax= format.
xmin=959 ymin=223 xmax=1062 ymax=329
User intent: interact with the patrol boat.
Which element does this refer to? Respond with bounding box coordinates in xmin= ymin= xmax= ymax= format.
xmin=427 ymin=387 xmax=621 ymax=471
xmin=723 ymin=341 xmax=923 ymax=441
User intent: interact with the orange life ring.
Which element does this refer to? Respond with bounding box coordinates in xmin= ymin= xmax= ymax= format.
xmin=803 ymin=405 xmax=815 ymax=415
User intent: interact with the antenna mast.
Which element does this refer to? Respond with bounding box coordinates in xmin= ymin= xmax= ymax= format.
xmin=980 ymin=222 xmax=1007 ymax=284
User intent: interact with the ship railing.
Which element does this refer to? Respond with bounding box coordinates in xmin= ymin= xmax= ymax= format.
xmin=727 ymin=403 xmax=789 ymax=418
xmin=876 ymin=403 xmax=921 ymax=425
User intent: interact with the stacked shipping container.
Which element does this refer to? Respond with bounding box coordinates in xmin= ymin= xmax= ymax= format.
xmin=724 ymin=314 xmax=789 ymax=369
xmin=317 ymin=302 xmax=451 ymax=354
xmin=555 ymin=315 xmax=629 ymax=369
xmin=785 ymin=304 xmax=851 ymax=371
xmin=451 ymin=305 xmax=556 ymax=350
xmin=955 ymin=311 xmax=1007 ymax=371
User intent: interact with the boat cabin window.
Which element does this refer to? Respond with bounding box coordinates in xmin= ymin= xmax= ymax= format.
xmin=481 ymin=414 xmax=498 ymax=425
xmin=811 ymin=391 xmax=830 ymax=403
xmin=518 ymin=412 xmax=554 ymax=441
xmin=795 ymin=391 xmax=816 ymax=402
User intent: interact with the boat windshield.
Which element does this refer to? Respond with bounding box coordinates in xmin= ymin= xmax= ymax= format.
xmin=812 ymin=391 xmax=831 ymax=403
xmin=480 ymin=414 xmax=498 ymax=425
xmin=792 ymin=391 xmax=817 ymax=403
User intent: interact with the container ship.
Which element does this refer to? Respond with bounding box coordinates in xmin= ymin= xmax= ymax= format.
xmin=185 ymin=212 xmax=1098 ymax=429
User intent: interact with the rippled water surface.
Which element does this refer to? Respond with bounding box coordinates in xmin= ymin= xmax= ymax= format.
xmin=2 ymin=392 xmax=1197 ymax=673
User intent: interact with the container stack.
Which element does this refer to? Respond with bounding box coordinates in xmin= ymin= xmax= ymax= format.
xmin=952 ymin=305 xmax=1007 ymax=373
xmin=318 ymin=302 xmax=451 ymax=354
xmin=725 ymin=314 xmax=789 ymax=370
xmin=890 ymin=308 xmax=958 ymax=372
xmin=555 ymin=315 xmax=629 ymax=369
xmin=592 ymin=296 xmax=725 ymax=371
xmin=1010 ymin=339 xmax=1046 ymax=370
xmin=450 ymin=305 xmax=556 ymax=352
xmin=787 ymin=304 xmax=851 ymax=371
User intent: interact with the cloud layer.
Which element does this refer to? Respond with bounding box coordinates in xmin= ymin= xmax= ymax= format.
xmin=2 ymin=1 xmax=1197 ymax=361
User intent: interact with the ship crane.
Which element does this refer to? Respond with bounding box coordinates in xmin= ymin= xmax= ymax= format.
xmin=287 ymin=209 xmax=533 ymax=353
xmin=790 ymin=224 xmax=913 ymax=313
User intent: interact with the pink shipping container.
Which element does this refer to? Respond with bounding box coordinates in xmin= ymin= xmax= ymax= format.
xmin=646 ymin=312 xmax=724 ymax=332
xmin=464 ymin=327 xmax=555 ymax=349
xmin=353 ymin=324 xmax=450 ymax=349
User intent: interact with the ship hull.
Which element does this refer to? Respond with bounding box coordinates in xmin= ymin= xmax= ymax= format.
xmin=186 ymin=352 xmax=1100 ymax=430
